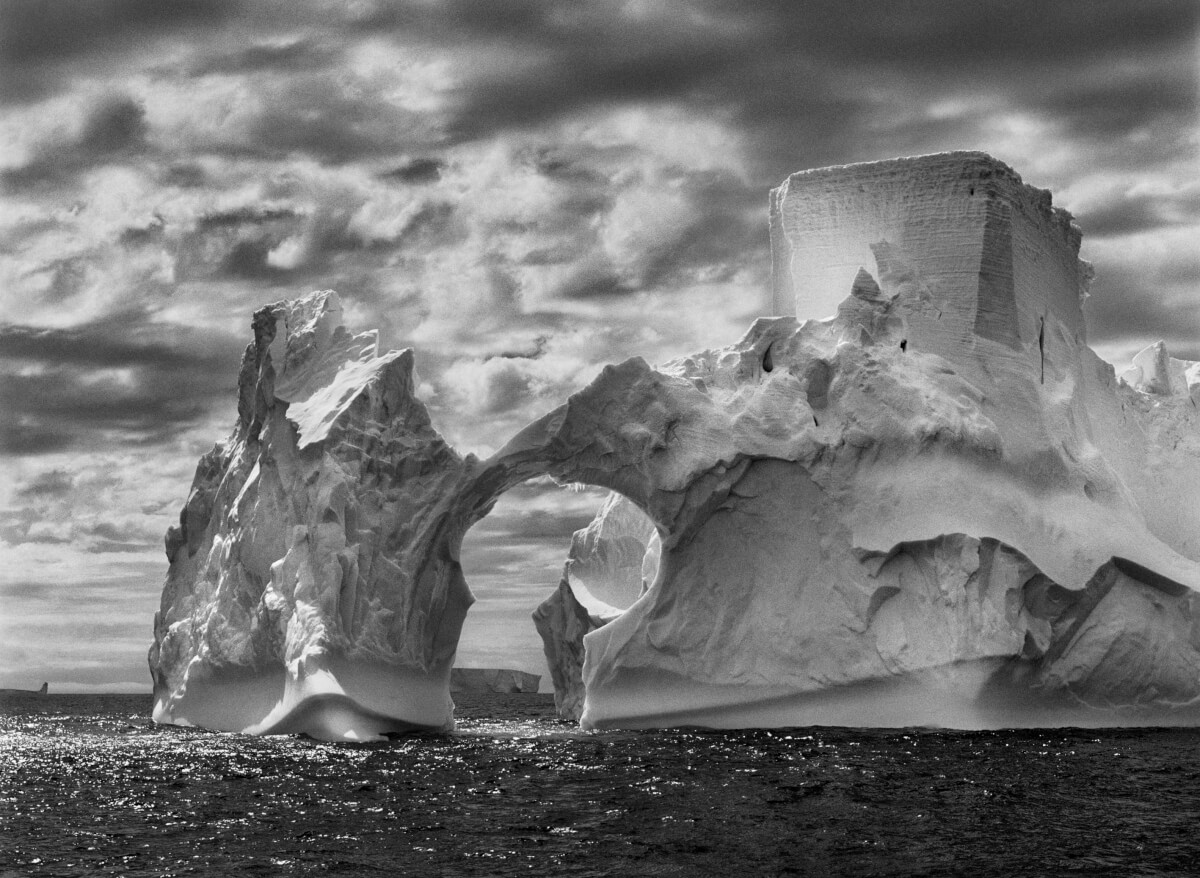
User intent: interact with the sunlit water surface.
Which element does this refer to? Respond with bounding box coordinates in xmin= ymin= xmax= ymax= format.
xmin=3 ymin=693 xmax=1199 ymax=876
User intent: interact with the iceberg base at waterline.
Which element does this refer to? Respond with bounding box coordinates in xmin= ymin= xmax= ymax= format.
xmin=151 ymin=661 xmax=455 ymax=741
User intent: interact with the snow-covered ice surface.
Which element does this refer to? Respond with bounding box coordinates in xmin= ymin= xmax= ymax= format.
xmin=150 ymin=152 xmax=1200 ymax=739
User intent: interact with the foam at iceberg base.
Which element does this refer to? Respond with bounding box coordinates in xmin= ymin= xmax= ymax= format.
xmin=150 ymin=152 xmax=1200 ymax=739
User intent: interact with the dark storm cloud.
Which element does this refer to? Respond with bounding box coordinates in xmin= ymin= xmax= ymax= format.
xmin=380 ymin=158 xmax=445 ymax=185
xmin=643 ymin=173 xmax=766 ymax=289
xmin=0 ymin=320 xmax=236 ymax=370
xmin=16 ymin=528 xmax=69 ymax=545
xmin=438 ymin=15 xmax=744 ymax=142
xmin=196 ymin=207 xmax=300 ymax=231
xmin=80 ymin=95 xmax=148 ymax=152
xmin=118 ymin=215 xmax=167 ymax=247
xmin=183 ymin=38 xmax=342 ymax=77
xmin=745 ymin=0 xmax=1195 ymax=69
xmin=403 ymin=0 xmax=1197 ymax=182
xmin=219 ymin=240 xmax=283 ymax=281
xmin=159 ymin=163 xmax=208 ymax=189
xmin=243 ymin=78 xmax=426 ymax=164
xmin=0 ymin=423 xmax=74 ymax=456
xmin=554 ymin=267 xmax=632 ymax=301
xmin=2 ymin=94 xmax=148 ymax=191
xmin=15 ymin=469 xmax=73 ymax=497
xmin=3 ymin=0 xmax=1193 ymax=176
xmin=0 ymin=316 xmax=244 ymax=455
xmin=83 ymin=521 xmax=159 ymax=553
xmin=0 ymin=0 xmax=237 ymax=63
xmin=1084 ymin=258 xmax=1200 ymax=356
xmin=1034 ymin=65 xmax=1197 ymax=140
xmin=172 ymin=208 xmax=312 ymax=285
xmin=1076 ymin=189 xmax=1200 ymax=240
xmin=0 ymin=0 xmax=239 ymax=103
xmin=4 ymin=370 xmax=208 ymax=430
xmin=0 ymin=579 xmax=51 ymax=600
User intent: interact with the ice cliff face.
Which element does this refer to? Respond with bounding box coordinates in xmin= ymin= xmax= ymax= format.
xmin=151 ymin=152 xmax=1200 ymax=739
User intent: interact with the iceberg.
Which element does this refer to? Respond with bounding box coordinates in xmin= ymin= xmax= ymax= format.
xmin=150 ymin=152 xmax=1200 ymax=739
xmin=449 ymin=668 xmax=541 ymax=694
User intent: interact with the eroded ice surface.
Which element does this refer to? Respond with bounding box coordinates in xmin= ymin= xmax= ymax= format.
xmin=150 ymin=153 xmax=1200 ymax=738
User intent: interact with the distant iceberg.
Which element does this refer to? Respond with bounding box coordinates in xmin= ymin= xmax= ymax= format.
xmin=0 ymin=683 xmax=48 ymax=696
xmin=450 ymin=668 xmax=540 ymax=694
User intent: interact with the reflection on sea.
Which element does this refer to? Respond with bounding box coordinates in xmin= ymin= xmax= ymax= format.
xmin=2 ymin=693 xmax=1198 ymax=876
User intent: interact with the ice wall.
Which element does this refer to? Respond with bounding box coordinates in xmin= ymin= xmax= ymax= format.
xmin=770 ymin=152 xmax=1090 ymax=346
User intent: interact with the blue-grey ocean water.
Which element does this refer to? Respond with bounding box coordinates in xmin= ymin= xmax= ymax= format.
xmin=2 ymin=693 xmax=1199 ymax=877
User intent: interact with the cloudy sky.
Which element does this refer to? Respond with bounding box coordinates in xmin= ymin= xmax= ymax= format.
xmin=1 ymin=0 xmax=1196 ymax=692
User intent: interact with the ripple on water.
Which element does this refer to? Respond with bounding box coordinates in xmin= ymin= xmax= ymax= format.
xmin=3 ymin=694 xmax=1200 ymax=876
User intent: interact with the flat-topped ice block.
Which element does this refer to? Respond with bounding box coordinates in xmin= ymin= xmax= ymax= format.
xmin=769 ymin=151 xmax=1091 ymax=348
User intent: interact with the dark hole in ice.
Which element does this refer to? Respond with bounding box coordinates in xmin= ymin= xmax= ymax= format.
xmin=762 ymin=344 xmax=774 ymax=373
xmin=804 ymin=359 xmax=832 ymax=410
xmin=899 ymin=339 xmax=907 ymax=352
xmin=1038 ymin=317 xmax=1045 ymax=384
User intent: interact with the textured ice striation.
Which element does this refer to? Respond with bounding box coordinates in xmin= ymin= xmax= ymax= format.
xmin=151 ymin=153 xmax=1200 ymax=738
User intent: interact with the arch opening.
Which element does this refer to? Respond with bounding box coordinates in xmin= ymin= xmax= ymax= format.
xmin=455 ymin=477 xmax=656 ymax=711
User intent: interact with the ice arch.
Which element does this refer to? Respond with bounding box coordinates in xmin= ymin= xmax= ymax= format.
xmin=149 ymin=291 xmax=800 ymax=741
